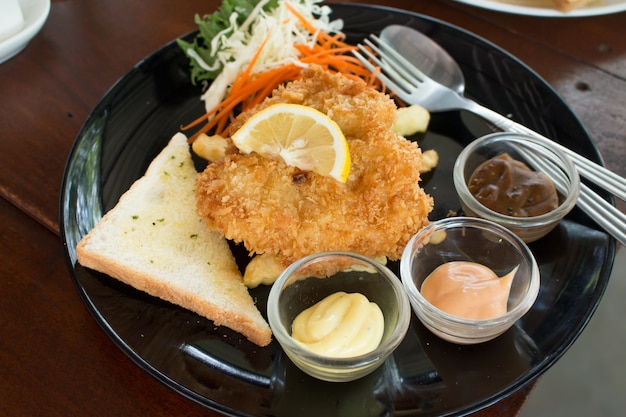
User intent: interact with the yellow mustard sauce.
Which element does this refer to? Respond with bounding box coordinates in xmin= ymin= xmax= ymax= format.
xmin=421 ymin=261 xmax=517 ymax=320
xmin=291 ymin=292 xmax=384 ymax=357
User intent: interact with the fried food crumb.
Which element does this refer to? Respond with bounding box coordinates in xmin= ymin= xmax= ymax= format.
xmin=420 ymin=149 xmax=439 ymax=174
xmin=192 ymin=133 xmax=229 ymax=162
xmin=243 ymin=253 xmax=285 ymax=288
xmin=393 ymin=104 xmax=431 ymax=136
xmin=196 ymin=66 xmax=434 ymax=267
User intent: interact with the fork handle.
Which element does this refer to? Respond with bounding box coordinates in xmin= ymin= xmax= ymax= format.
xmin=464 ymin=100 xmax=626 ymax=202
xmin=521 ymin=145 xmax=626 ymax=246
xmin=577 ymin=183 xmax=626 ymax=247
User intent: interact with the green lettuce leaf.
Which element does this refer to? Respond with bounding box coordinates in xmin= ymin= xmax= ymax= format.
xmin=177 ymin=0 xmax=279 ymax=85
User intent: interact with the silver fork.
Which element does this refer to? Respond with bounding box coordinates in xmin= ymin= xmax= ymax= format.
xmin=353 ymin=34 xmax=626 ymax=245
xmin=515 ymin=141 xmax=626 ymax=246
xmin=353 ymin=35 xmax=626 ymax=202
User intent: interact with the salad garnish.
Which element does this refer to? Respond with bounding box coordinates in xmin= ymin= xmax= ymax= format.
xmin=178 ymin=0 xmax=381 ymax=141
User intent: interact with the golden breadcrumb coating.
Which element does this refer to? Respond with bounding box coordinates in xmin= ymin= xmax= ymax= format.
xmin=196 ymin=66 xmax=433 ymax=266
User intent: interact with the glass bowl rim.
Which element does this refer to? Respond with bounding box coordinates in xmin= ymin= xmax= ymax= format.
xmin=452 ymin=132 xmax=581 ymax=227
xmin=400 ymin=217 xmax=541 ymax=327
xmin=268 ymin=251 xmax=411 ymax=366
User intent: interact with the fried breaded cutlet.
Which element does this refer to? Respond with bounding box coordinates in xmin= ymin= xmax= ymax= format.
xmin=195 ymin=66 xmax=433 ymax=267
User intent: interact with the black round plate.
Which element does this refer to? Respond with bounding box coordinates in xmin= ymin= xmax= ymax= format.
xmin=60 ymin=4 xmax=615 ymax=417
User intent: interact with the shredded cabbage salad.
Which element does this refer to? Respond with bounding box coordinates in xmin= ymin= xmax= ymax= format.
xmin=178 ymin=0 xmax=343 ymax=112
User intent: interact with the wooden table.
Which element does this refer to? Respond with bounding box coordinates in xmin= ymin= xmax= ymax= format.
xmin=1 ymin=0 xmax=624 ymax=416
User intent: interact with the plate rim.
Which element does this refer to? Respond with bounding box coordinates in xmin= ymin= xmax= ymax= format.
xmin=454 ymin=0 xmax=626 ymax=17
xmin=0 ymin=0 xmax=51 ymax=64
xmin=59 ymin=3 xmax=617 ymax=416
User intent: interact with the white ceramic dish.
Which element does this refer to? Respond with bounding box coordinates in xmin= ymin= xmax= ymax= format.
xmin=0 ymin=0 xmax=50 ymax=64
xmin=455 ymin=0 xmax=626 ymax=17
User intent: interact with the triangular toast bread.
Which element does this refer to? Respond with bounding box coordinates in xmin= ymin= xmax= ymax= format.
xmin=76 ymin=133 xmax=272 ymax=346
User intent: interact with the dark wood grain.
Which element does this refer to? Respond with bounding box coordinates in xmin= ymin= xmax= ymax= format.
xmin=1 ymin=0 xmax=624 ymax=416
xmin=0 ymin=198 xmax=211 ymax=417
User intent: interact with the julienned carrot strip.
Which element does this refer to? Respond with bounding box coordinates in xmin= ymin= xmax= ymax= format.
xmin=224 ymin=33 xmax=272 ymax=108
xmin=284 ymin=3 xmax=319 ymax=38
xmin=246 ymin=65 xmax=301 ymax=107
xmin=184 ymin=80 xmax=261 ymax=138
xmin=298 ymin=45 xmax=356 ymax=59
xmin=221 ymin=65 xmax=302 ymax=135
xmin=185 ymin=64 xmax=300 ymax=140
xmin=183 ymin=34 xmax=275 ymax=141
xmin=284 ymin=3 xmax=351 ymax=50
xmin=183 ymin=4 xmax=381 ymax=143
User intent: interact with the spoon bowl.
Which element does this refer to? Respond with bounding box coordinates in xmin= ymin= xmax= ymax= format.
xmin=372 ymin=24 xmax=626 ymax=246
xmin=380 ymin=25 xmax=466 ymax=96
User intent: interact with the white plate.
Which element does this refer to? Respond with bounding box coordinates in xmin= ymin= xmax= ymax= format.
xmin=455 ymin=0 xmax=626 ymax=16
xmin=0 ymin=0 xmax=50 ymax=64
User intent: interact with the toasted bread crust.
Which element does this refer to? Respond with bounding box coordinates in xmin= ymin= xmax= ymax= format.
xmin=76 ymin=133 xmax=271 ymax=347
xmin=76 ymin=244 xmax=272 ymax=346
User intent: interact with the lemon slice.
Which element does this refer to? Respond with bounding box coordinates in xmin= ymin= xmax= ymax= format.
xmin=231 ymin=103 xmax=351 ymax=182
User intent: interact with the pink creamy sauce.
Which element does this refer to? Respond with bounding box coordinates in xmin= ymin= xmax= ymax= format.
xmin=421 ymin=261 xmax=517 ymax=320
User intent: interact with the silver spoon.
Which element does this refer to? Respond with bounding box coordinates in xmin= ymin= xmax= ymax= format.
xmin=379 ymin=24 xmax=626 ymax=202
xmin=379 ymin=25 xmax=626 ymax=245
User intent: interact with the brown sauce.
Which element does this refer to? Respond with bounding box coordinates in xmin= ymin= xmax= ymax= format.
xmin=468 ymin=154 xmax=558 ymax=217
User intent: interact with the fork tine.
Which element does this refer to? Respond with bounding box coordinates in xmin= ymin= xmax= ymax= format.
xmin=353 ymin=34 xmax=433 ymax=102
xmin=364 ymin=36 xmax=426 ymax=88
xmin=359 ymin=41 xmax=413 ymax=92
xmin=352 ymin=47 xmax=406 ymax=96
